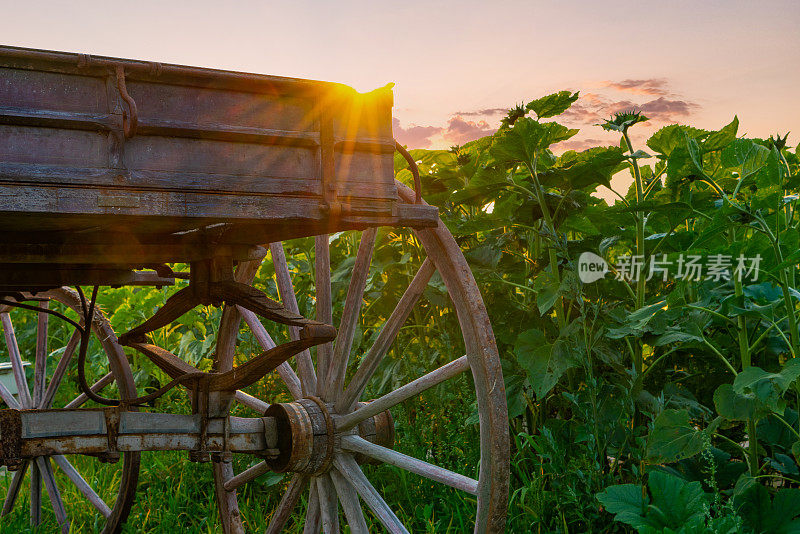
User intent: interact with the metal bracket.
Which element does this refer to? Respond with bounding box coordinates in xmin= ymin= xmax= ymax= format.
xmin=319 ymin=107 xmax=343 ymax=216
xmin=115 ymin=65 xmax=138 ymax=139
xmin=394 ymin=142 xmax=423 ymax=204
xmin=102 ymin=407 xmax=122 ymax=463
xmin=0 ymin=409 xmax=23 ymax=471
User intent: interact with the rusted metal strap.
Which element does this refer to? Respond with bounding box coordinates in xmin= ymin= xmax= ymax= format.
xmin=305 ymin=396 xmax=335 ymax=475
xmin=103 ymin=407 xmax=122 ymax=463
xmin=319 ymin=108 xmax=341 ymax=215
xmin=0 ymin=409 xmax=23 ymax=470
xmin=395 ymin=142 xmax=423 ymax=204
xmin=115 ymin=65 xmax=138 ymax=138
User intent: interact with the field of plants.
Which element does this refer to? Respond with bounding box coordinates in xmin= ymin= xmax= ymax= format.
xmin=2 ymin=91 xmax=800 ymax=533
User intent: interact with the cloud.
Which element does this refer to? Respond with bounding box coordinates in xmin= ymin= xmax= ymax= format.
xmin=559 ymin=91 xmax=699 ymax=127
xmin=442 ymin=115 xmax=498 ymax=145
xmin=393 ymin=115 xmax=498 ymax=149
xmin=453 ymin=107 xmax=508 ymax=117
xmin=554 ymin=137 xmax=611 ymax=152
xmin=639 ymin=96 xmax=699 ymax=120
xmin=603 ymin=78 xmax=670 ymax=96
xmin=393 ymin=81 xmax=698 ymax=150
xmin=393 ymin=117 xmax=442 ymax=149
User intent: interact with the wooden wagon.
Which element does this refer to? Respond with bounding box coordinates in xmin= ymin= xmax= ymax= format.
xmin=0 ymin=45 xmax=508 ymax=533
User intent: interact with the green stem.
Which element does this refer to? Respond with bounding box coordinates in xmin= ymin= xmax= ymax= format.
xmin=685 ymin=304 xmax=735 ymax=324
xmin=771 ymin=412 xmax=800 ymax=440
xmin=701 ymin=335 xmax=739 ymax=376
xmin=730 ymin=227 xmax=758 ymax=476
xmin=755 ymin=211 xmax=800 ymax=357
xmin=524 ymin=156 xmax=566 ymax=331
xmin=715 ymin=433 xmax=753 ymax=473
xmin=624 ymin=131 xmax=645 ymax=375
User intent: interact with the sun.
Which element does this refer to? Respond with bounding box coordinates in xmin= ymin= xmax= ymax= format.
xmin=347 ymin=77 xmax=388 ymax=94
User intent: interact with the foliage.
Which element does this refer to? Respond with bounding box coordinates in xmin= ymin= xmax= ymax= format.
xmin=413 ymin=92 xmax=800 ymax=531
xmin=2 ymin=89 xmax=800 ymax=532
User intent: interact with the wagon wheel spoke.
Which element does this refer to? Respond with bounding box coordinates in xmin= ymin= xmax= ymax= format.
xmin=341 ymin=435 xmax=478 ymax=494
xmin=30 ymin=459 xmax=41 ymax=526
xmin=271 ymin=242 xmax=317 ymax=395
xmin=264 ymin=474 xmax=309 ymax=534
xmin=314 ymin=234 xmax=333 ymax=395
xmin=0 ymin=374 xmax=20 ymax=409
xmin=315 ymin=474 xmax=340 ymax=534
xmin=40 ymin=328 xmax=81 ymax=409
xmin=36 ymin=456 xmax=70 ymax=533
xmin=333 ymin=454 xmax=409 ymax=534
xmin=32 ymin=301 xmax=48 ymax=407
xmin=337 ymin=258 xmax=436 ymax=413
xmin=52 ymin=455 xmax=112 ymax=518
xmin=233 ymin=390 xmax=269 ymax=413
xmin=1 ymin=312 xmax=32 ymax=408
xmin=303 ymin=480 xmax=322 ymax=534
xmin=237 ymin=306 xmax=302 ymax=400
xmin=212 ymin=462 xmax=245 ymax=534
xmin=2 ymin=461 xmax=27 ymax=516
xmin=329 ymin=468 xmax=369 ymax=534
xmin=64 ymin=371 xmax=115 ymax=409
xmin=324 ymin=227 xmax=377 ymax=399
xmin=336 ymin=355 xmax=470 ymax=432
xmin=222 ymin=461 xmax=271 ymax=492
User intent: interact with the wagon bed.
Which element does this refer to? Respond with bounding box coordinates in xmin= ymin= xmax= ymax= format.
xmin=0 ymin=45 xmax=436 ymax=289
xmin=0 ymin=46 xmax=508 ymax=534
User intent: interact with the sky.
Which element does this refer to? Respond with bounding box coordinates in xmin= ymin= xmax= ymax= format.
xmin=1 ymin=0 xmax=798 ymax=198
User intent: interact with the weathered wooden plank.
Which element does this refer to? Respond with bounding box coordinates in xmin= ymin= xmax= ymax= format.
xmin=0 ymin=67 xmax=107 ymax=114
xmin=0 ymin=243 xmax=262 ymax=265
xmin=0 ymin=125 xmax=106 ymax=167
xmin=0 ymin=184 xmax=396 ymax=220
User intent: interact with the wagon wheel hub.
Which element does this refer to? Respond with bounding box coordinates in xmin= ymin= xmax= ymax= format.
xmin=264 ymin=397 xmax=394 ymax=475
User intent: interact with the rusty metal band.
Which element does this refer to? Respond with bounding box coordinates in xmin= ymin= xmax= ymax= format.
xmin=394 ymin=141 xmax=423 ymax=204
xmin=104 ymin=407 xmax=121 ymax=455
xmin=319 ymin=107 xmax=341 ymax=216
xmin=305 ymin=395 xmax=335 ymax=475
xmin=115 ymin=65 xmax=138 ymax=138
xmin=0 ymin=409 xmax=22 ymax=469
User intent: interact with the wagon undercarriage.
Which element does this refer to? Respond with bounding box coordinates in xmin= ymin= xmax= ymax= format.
xmin=0 ymin=45 xmax=508 ymax=533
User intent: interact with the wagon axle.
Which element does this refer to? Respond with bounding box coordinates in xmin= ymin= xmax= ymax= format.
xmin=0 ymin=404 xmax=395 ymax=473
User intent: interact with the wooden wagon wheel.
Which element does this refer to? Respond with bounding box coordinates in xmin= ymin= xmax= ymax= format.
xmin=0 ymin=287 xmax=139 ymax=533
xmin=213 ymin=184 xmax=509 ymax=533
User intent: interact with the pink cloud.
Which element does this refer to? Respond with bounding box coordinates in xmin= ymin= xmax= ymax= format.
xmin=553 ymin=137 xmax=610 ymax=152
xmin=441 ymin=115 xmax=498 ymax=145
xmin=639 ymin=96 xmax=699 ymax=119
xmin=559 ymin=91 xmax=699 ymax=127
xmin=393 ymin=117 xmax=442 ymax=149
xmin=603 ymin=78 xmax=670 ymax=96
xmin=453 ymin=107 xmax=507 ymax=117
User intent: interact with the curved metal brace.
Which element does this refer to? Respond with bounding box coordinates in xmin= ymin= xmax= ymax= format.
xmin=115 ymin=65 xmax=138 ymax=138
xmin=394 ymin=141 xmax=422 ymax=204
